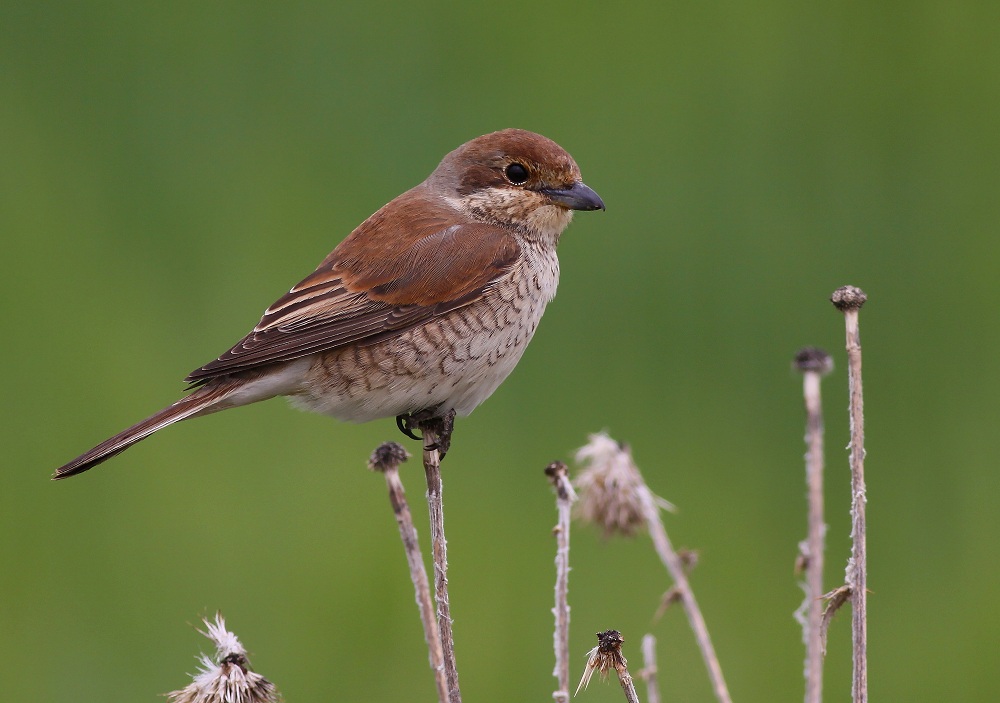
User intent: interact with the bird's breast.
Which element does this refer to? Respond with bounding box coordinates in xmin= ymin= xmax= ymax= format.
xmin=292 ymin=244 xmax=560 ymax=422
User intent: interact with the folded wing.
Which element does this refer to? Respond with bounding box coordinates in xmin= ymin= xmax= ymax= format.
xmin=186 ymin=191 xmax=521 ymax=384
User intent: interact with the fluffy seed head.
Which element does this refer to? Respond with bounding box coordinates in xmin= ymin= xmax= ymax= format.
xmin=573 ymin=432 xmax=674 ymax=537
xmin=167 ymin=614 xmax=279 ymax=703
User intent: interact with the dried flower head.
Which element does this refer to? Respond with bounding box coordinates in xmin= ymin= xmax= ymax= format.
xmin=367 ymin=441 xmax=410 ymax=473
xmin=574 ymin=432 xmax=674 ymax=537
xmin=168 ymin=614 xmax=279 ymax=703
xmin=793 ymin=347 xmax=834 ymax=376
xmin=830 ymin=285 xmax=867 ymax=311
xmin=576 ymin=630 xmax=629 ymax=695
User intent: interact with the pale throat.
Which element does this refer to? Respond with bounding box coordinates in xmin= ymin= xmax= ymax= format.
xmin=459 ymin=188 xmax=574 ymax=243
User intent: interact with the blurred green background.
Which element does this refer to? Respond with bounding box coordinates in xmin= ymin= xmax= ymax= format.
xmin=3 ymin=1 xmax=998 ymax=701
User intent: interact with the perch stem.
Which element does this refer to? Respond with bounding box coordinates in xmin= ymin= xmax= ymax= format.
xmin=422 ymin=426 xmax=462 ymax=703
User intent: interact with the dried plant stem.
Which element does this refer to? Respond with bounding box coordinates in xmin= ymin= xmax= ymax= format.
xmin=640 ymin=487 xmax=732 ymax=703
xmin=794 ymin=348 xmax=833 ymax=703
xmin=421 ymin=424 xmax=462 ymax=703
xmin=369 ymin=443 xmax=449 ymax=703
xmin=618 ymin=668 xmax=641 ymax=703
xmin=546 ymin=462 xmax=577 ymax=703
xmin=803 ymin=369 xmax=826 ymax=703
xmin=640 ymin=634 xmax=661 ymax=703
xmin=831 ymin=286 xmax=868 ymax=703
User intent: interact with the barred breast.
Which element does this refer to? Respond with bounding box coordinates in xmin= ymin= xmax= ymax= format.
xmin=290 ymin=243 xmax=560 ymax=422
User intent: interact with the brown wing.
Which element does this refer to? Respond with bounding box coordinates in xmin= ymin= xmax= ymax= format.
xmin=185 ymin=187 xmax=521 ymax=385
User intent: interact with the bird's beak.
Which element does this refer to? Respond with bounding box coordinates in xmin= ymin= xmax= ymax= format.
xmin=541 ymin=182 xmax=606 ymax=211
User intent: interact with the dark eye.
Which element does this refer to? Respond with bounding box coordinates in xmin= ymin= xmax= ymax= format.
xmin=504 ymin=162 xmax=530 ymax=184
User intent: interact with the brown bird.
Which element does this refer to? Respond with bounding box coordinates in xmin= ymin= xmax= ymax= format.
xmin=53 ymin=129 xmax=604 ymax=479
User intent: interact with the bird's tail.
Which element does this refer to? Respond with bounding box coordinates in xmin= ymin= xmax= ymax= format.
xmin=52 ymin=382 xmax=237 ymax=480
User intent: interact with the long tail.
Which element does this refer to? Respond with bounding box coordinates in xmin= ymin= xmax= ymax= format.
xmin=52 ymin=383 xmax=236 ymax=480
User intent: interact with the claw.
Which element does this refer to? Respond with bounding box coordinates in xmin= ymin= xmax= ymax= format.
xmin=394 ymin=409 xmax=455 ymax=459
xmin=396 ymin=414 xmax=423 ymax=442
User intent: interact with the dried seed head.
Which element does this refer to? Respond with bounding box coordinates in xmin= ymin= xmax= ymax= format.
xmin=545 ymin=460 xmax=569 ymax=483
xmin=368 ymin=441 xmax=410 ymax=472
xmin=830 ymin=285 xmax=868 ymax=311
xmin=576 ymin=630 xmax=629 ymax=694
xmin=573 ymin=432 xmax=674 ymax=537
xmin=545 ymin=460 xmax=577 ymax=502
xmin=167 ymin=614 xmax=279 ymax=703
xmin=793 ymin=347 xmax=834 ymax=376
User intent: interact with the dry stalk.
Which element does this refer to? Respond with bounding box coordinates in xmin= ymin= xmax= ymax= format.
xmin=418 ymin=414 xmax=462 ymax=703
xmin=546 ymin=461 xmax=578 ymax=703
xmin=793 ymin=347 xmax=833 ymax=703
xmin=369 ymin=442 xmax=449 ymax=703
xmin=642 ymin=487 xmax=731 ymax=703
xmin=831 ymin=285 xmax=868 ymax=703
xmin=640 ymin=634 xmax=661 ymax=703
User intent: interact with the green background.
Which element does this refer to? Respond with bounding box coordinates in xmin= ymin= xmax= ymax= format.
xmin=3 ymin=2 xmax=997 ymax=701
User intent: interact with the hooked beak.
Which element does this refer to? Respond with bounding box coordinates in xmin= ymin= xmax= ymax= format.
xmin=541 ymin=181 xmax=606 ymax=211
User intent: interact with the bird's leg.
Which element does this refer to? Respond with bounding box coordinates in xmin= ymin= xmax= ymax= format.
xmin=424 ymin=409 xmax=455 ymax=458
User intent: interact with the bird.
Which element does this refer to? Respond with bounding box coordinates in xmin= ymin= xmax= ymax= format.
xmin=53 ymin=129 xmax=604 ymax=480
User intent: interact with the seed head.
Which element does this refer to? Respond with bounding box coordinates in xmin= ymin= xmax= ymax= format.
xmin=576 ymin=630 xmax=629 ymax=694
xmin=574 ymin=432 xmax=674 ymax=537
xmin=830 ymin=285 xmax=867 ymax=311
xmin=793 ymin=347 xmax=833 ymax=376
xmin=368 ymin=441 xmax=410 ymax=472
xmin=167 ymin=614 xmax=279 ymax=703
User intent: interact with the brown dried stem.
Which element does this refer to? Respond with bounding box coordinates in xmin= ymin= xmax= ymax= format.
xmin=640 ymin=634 xmax=661 ymax=703
xmin=369 ymin=442 xmax=449 ymax=703
xmin=642 ymin=487 xmax=732 ymax=703
xmin=793 ymin=347 xmax=833 ymax=703
xmin=419 ymin=415 xmax=462 ymax=703
xmin=545 ymin=461 xmax=577 ymax=703
xmin=831 ymin=286 xmax=868 ymax=703
xmin=618 ymin=664 xmax=641 ymax=702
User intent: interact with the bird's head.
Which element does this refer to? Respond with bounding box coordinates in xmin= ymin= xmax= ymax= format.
xmin=428 ymin=129 xmax=604 ymax=242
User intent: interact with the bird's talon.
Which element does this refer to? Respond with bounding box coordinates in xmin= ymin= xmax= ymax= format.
xmin=396 ymin=414 xmax=423 ymax=441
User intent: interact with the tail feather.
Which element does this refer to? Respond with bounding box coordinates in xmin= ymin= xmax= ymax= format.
xmin=52 ymin=385 xmax=231 ymax=480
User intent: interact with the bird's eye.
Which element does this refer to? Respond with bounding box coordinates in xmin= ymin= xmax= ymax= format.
xmin=504 ymin=163 xmax=530 ymax=185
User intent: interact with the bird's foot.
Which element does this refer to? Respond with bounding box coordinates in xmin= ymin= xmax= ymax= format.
xmin=395 ymin=407 xmax=456 ymax=459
